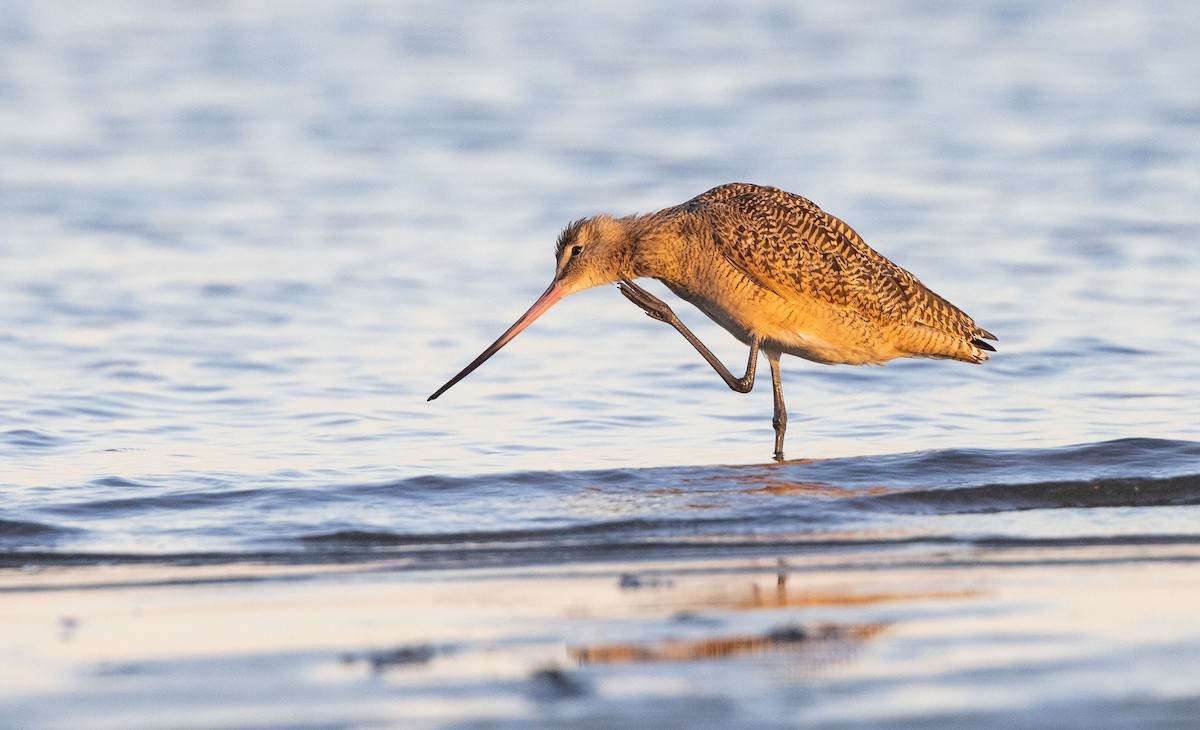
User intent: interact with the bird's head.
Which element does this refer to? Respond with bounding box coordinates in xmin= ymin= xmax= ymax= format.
xmin=551 ymin=215 xmax=634 ymax=294
xmin=427 ymin=215 xmax=636 ymax=401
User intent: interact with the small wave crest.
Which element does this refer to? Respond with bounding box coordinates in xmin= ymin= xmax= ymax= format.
xmin=856 ymin=473 xmax=1200 ymax=514
xmin=0 ymin=518 xmax=78 ymax=550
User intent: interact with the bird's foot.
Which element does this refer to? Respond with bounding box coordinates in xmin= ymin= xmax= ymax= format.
xmin=618 ymin=275 xmax=677 ymax=324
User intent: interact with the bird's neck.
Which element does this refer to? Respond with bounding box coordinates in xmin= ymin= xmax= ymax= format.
xmin=627 ymin=209 xmax=699 ymax=282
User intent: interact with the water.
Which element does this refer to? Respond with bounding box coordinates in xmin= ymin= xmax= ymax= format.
xmin=2 ymin=1 xmax=1200 ymax=727
xmin=5 ymin=437 xmax=1200 ymax=564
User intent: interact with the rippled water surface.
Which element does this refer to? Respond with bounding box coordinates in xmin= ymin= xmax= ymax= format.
xmin=2 ymin=1 xmax=1200 ymax=728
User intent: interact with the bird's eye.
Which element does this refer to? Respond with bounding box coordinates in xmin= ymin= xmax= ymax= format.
xmin=571 ymin=245 xmax=583 ymax=257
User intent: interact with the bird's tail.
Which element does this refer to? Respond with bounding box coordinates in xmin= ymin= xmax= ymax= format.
xmin=902 ymin=323 xmax=997 ymax=364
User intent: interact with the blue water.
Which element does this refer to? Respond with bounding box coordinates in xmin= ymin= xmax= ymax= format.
xmin=2 ymin=1 xmax=1200 ymax=727
xmin=3 ymin=0 xmax=1199 ymax=559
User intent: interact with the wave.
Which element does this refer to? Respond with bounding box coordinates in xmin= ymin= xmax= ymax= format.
xmin=3 ymin=438 xmax=1199 ymax=570
xmin=855 ymin=473 xmax=1200 ymax=514
xmin=0 ymin=518 xmax=79 ymax=551
xmin=0 ymin=428 xmax=67 ymax=449
xmin=0 ymin=518 xmax=70 ymax=538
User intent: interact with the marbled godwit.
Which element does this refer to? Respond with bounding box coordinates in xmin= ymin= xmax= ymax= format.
xmin=429 ymin=183 xmax=995 ymax=460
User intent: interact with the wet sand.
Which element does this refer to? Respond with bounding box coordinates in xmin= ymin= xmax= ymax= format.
xmin=4 ymin=540 xmax=1200 ymax=728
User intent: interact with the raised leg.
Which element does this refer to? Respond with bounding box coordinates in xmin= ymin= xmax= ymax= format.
xmin=618 ymin=276 xmax=758 ymax=393
xmin=767 ymin=350 xmax=787 ymax=461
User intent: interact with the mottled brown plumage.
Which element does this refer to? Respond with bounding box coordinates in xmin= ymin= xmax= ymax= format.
xmin=430 ymin=183 xmax=996 ymax=460
xmin=627 ymin=183 xmax=995 ymax=365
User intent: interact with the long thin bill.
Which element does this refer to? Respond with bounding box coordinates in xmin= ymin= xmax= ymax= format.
xmin=428 ymin=282 xmax=567 ymax=401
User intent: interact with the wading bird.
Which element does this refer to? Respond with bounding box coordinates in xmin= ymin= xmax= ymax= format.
xmin=429 ymin=183 xmax=995 ymax=460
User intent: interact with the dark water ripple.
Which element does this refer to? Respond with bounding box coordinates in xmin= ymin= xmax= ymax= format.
xmin=0 ymin=518 xmax=79 ymax=551
xmin=0 ymin=518 xmax=68 ymax=539
xmin=0 ymin=428 xmax=65 ymax=449
xmin=862 ymin=473 xmax=1200 ymax=514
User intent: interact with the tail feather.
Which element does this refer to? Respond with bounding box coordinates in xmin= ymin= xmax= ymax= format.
xmin=899 ymin=322 xmax=996 ymax=364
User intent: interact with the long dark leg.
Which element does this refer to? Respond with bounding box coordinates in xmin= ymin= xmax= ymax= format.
xmin=619 ymin=276 xmax=758 ymax=393
xmin=767 ymin=350 xmax=787 ymax=461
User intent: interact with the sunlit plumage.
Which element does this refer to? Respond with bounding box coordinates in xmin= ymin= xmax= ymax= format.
xmin=430 ymin=183 xmax=996 ymax=460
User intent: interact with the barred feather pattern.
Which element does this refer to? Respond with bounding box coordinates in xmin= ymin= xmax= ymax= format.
xmin=667 ymin=183 xmax=995 ymax=363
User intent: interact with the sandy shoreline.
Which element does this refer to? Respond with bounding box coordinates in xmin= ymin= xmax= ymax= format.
xmin=4 ymin=541 xmax=1199 ymax=728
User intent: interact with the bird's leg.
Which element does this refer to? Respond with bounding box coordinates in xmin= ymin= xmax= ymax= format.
xmin=618 ymin=276 xmax=758 ymax=393
xmin=767 ymin=351 xmax=787 ymax=461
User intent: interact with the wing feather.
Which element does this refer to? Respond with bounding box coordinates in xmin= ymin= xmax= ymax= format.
xmin=680 ymin=184 xmax=993 ymax=344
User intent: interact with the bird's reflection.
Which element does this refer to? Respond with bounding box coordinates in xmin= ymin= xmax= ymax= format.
xmin=570 ymin=568 xmax=978 ymax=666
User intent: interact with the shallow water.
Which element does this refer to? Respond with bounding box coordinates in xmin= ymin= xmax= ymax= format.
xmin=5 ymin=437 xmax=1200 ymax=565
xmin=2 ymin=1 xmax=1200 ymax=727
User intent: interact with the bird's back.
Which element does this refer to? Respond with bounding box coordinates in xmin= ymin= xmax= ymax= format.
xmin=674 ymin=183 xmax=995 ymax=363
